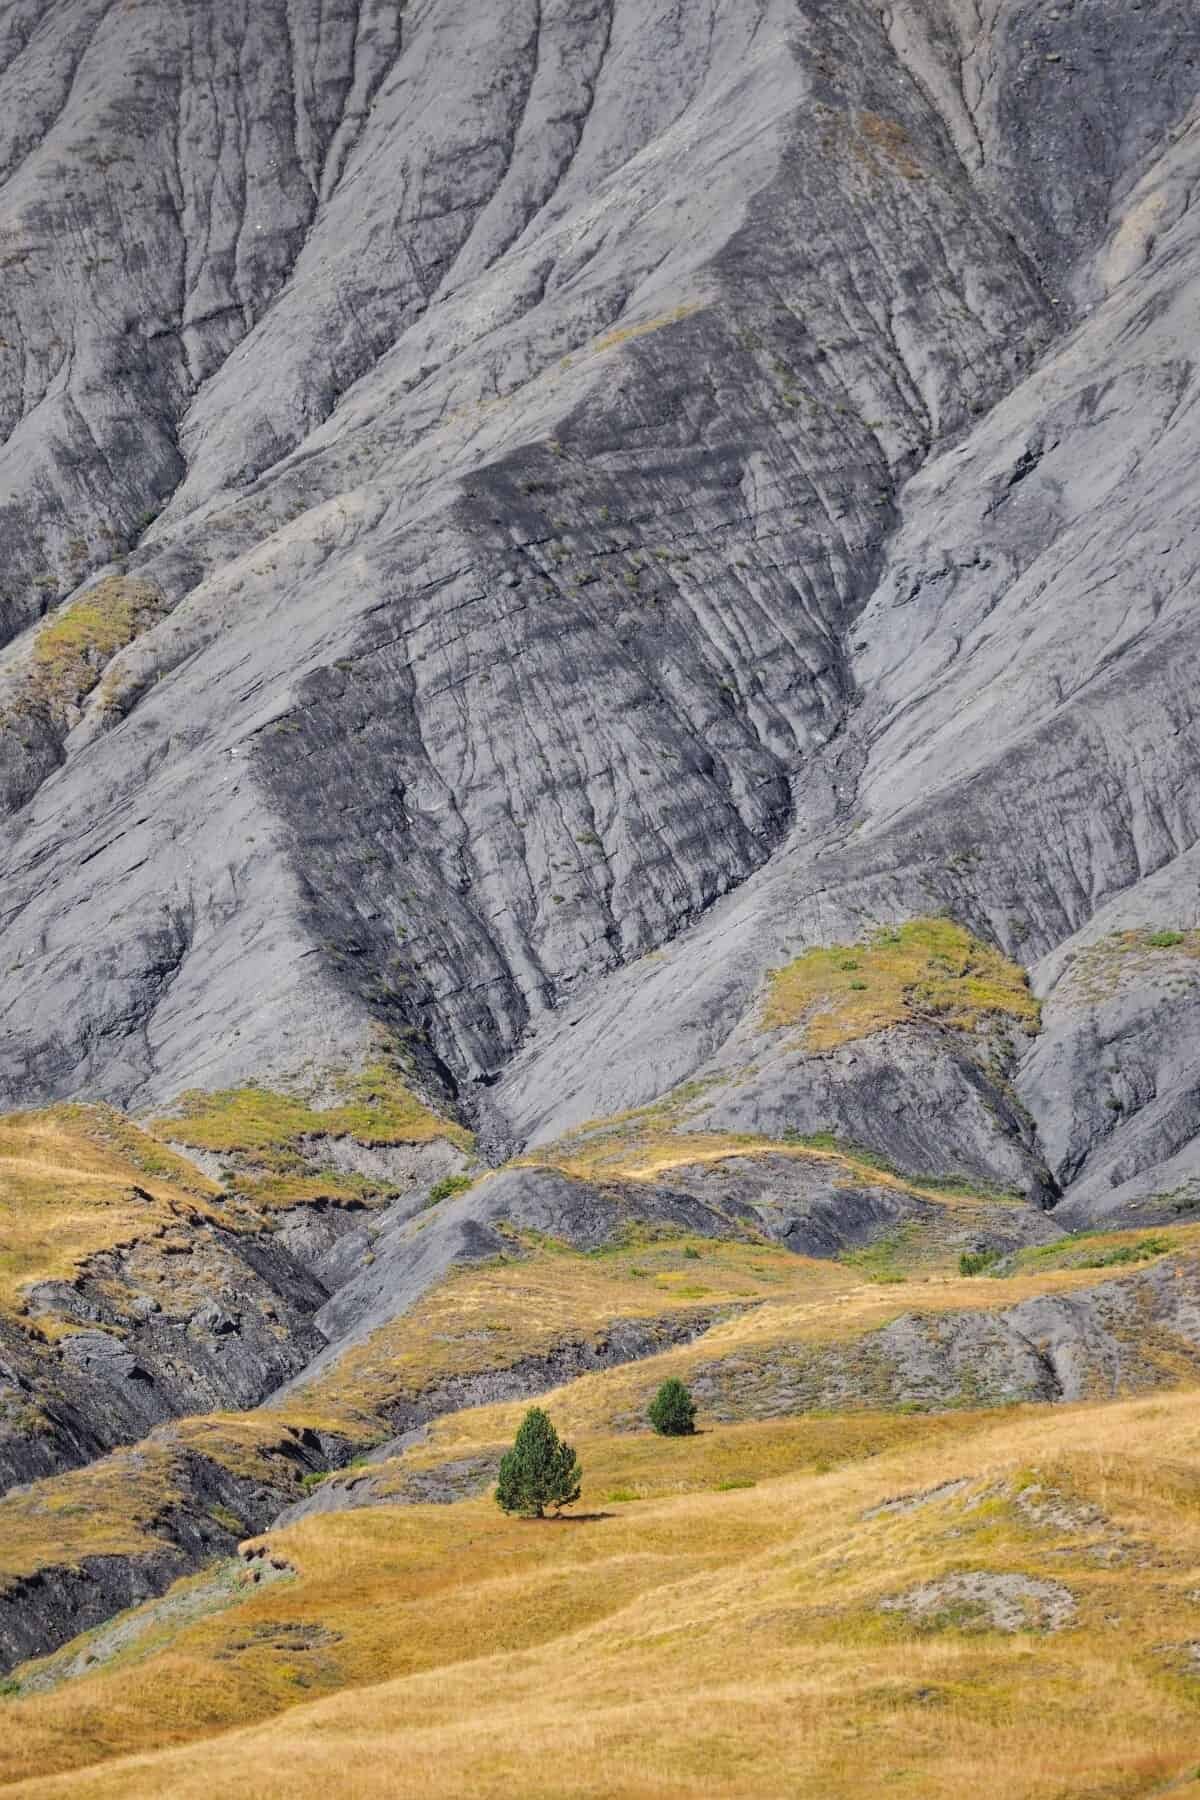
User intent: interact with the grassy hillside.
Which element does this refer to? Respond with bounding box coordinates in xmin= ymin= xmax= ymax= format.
xmin=5 ymin=1081 xmax=1200 ymax=1796
xmin=6 ymin=1387 xmax=1200 ymax=1797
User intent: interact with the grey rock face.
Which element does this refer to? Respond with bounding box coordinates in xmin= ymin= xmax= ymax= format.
xmin=0 ymin=0 xmax=1078 ymax=1118
xmin=0 ymin=7 xmax=1194 ymax=1323
xmin=6 ymin=0 xmax=1200 ymax=1681
xmin=0 ymin=1201 xmax=370 ymax=1497
xmin=687 ymin=1252 xmax=1200 ymax=1420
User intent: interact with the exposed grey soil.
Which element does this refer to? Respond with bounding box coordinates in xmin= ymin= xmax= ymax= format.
xmin=879 ymin=1571 xmax=1077 ymax=1633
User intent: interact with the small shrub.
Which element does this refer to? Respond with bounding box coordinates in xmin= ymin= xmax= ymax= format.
xmin=1146 ymin=930 xmax=1185 ymax=948
xmin=495 ymin=1407 xmax=582 ymax=1518
xmin=208 ymin=1502 xmax=246 ymax=1534
xmin=426 ymin=1173 xmax=473 ymax=1205
xmin=683 ymin=1245 xmax=701 ymax=1260
xmin=648 ymin=1378 xmax=697 ymax=1437
xmin=959 ymin=1248 xmax=1002 ymax=1277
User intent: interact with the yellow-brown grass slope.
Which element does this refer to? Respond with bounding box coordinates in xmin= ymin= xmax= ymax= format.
xmin=5 ymin=1388 xmax=1200 ymax=1797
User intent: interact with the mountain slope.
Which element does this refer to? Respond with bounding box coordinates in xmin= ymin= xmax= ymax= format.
xmin=2 ymin=4 xmax=1200 ymax=1791
xmin=0 ymin=0 xmax=1191 ymax=1147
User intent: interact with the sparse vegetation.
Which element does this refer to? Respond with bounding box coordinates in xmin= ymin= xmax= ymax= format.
xmin=152 ymin=1065 xmax=471 ymax=1161
xmin=426 ymin=1173 xmax=473 ymax=1205
xmin=22 ymin=577 xmax=166 ymax=722
xmin=959 ymin=1248 xmax=1003 ymax=1277
xmin=524 ymin=1106 xmax=1022 ymax=1212
xmin=1013 ymin=1231 xmax=1175 ymax=1274
xmin=1014 ymin=1231 xmax=1173 ymax=1274
xmin=1068 ymin=928 xmax=1200 ymax=1003
xmin=590 ymin=301 xmax=703 ymax=355
xmin=762 ymin=917 xmax=1040 ymax=1049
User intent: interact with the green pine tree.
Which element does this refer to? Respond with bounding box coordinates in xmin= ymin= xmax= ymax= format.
xmin=648 ymin=1377 xmax=697 ymax=1437
xmin=495 ymin=1406 xmax=582 ymax=1518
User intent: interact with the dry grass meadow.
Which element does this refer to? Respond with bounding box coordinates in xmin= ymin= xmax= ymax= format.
xmin=5 ymin=1387 xmax=1200 ymax=1797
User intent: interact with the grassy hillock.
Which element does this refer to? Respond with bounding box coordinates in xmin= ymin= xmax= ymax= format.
xmin=0 ymin=1105 xmax=221 ymax=1325
xmin=762 ymin=918 xmax=1041 ymax=1048
xmin=521 ymin=1108 xmax=1023 ymax=1210
xmin=151 ymin=1065 xmax=472 ymax=1160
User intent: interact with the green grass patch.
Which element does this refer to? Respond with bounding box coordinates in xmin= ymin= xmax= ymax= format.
xmin=959 ymin=1249 xmax=1003 ymax=1277
xmin=1015 ymin=1232 xmax=1174 ymax=1274
xmin=25 ymin=577 xmax=166 ymax=721
xmin=426 ymin=1174 xmax=474 ymax=1206
xmin=152 ymin=1064 xmax=471 ymax=1165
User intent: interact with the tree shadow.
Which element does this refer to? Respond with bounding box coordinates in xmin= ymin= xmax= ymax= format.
xmin=524 ymin=1510 xmax=614 ymax=1523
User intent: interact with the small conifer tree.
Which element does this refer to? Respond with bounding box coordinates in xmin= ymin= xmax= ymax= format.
xmin=495 ymin=1406 xmax=582 ymax=1518
xmin=648 ymin=1377 xmax=697 ymax=1437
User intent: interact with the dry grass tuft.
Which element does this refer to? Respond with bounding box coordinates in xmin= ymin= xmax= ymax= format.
xmin=591 ymin=303 xmax=704 ymax=354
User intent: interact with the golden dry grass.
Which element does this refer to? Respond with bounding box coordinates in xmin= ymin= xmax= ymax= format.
xmin=279 ymin=1235 xmax=832 ymax=1436
xmin=0 ymin=1441 xmax=181 ymax=1581
xmin=0 ymin=1066 xmax=469 ymax=1327
xmin=0 ymin=1413 xmax=332 ymax=1583
xmin=0 ymin=1106 xmax=221 ymax=1320
xmin=4 ymin=1225 xmax=1192 ymax=1653
xmin=8 ymin=1388 xmax=1200 ymax=1796
xmin=6 ymin=1084 xmax=1200 ymax=1796
xmin=287 ymin=1214 xmax=1181 ymax=1444
xmin=24 ymin=578 xmax=166 ymax=721
xmin=406 ymin=1236 xmax=1200 ymax=1457
xmin=761 ymin=917 xmax=1040 ymax=1049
